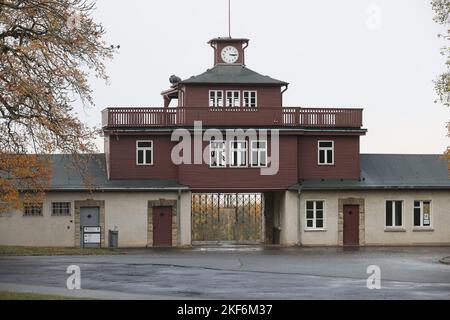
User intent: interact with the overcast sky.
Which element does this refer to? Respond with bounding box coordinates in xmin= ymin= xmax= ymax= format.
xmin=80 ymin=0 xmax=449 ymax=154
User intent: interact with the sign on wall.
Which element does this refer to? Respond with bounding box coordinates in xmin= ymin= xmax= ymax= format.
xmin=84 ymin=233 xmax=101 ymax=244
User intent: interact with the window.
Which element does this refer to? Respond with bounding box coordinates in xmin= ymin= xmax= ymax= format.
xmin=210 ymin=141 xmax=227 ymax=168
xmin=251 ymin=141 xmax=267 ymax=167
xmin=318 ymin=141 xmax=334 ymax=165
xmin=230 ymin=141 xmax=247 ymax=167
xmin=385 ymin=201 xmax=403 ymax=227
xmin=52 ymin=202 xmax=71 ymax=216
xmin=414 ymin=201 xmax=432 ymax=227
xmin=306 ymin=201 xmax=325 ymax=229
xmin=136 ymin=140 xmax=153 ymax=165
xmin=226 ymin=91 xmax=240 ymax=107
xmin=23 ymin=203 xmax=43 ymax=217
xmin=243 ymin=91 xmax=257 ymax=107
xmin=209 ymin=90 xmax=223 ymax=107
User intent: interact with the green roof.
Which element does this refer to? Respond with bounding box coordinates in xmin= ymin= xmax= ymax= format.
xmin=290 ymin=154 xmax=450 ymax=191
xmin=180 ymin=65 xmax=288 ymax=85
xmin=48 ymin=154 xmax=188 ymax=191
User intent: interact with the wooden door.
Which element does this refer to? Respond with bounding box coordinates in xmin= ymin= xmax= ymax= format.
xmin=153 ymin=206 xmax=172 ymax=247
xmin=343 ymin=205 xmax=359 ymax=246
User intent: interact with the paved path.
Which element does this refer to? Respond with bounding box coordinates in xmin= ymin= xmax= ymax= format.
xmin=0 ymin=247 xmax=449 ymax=299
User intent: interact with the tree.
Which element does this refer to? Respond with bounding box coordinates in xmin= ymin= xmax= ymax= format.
xmin=431 ymin=0 xmax=450 ymax=171
xmin=0 ymin=0 xmax=115 ymax=211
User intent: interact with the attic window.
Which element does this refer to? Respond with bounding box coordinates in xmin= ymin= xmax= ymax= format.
xmin=136 ymin=141 xmax=153 ymax=166
xmin=318 ymin=141 xmax=334 ymax=165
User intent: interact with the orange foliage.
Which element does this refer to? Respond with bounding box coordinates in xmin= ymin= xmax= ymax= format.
xmin=0 ymin=1 xmax=116 ymax=211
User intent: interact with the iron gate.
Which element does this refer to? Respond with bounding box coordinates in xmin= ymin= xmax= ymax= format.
xmin=192 ymin=193 xmax=264 ymax=244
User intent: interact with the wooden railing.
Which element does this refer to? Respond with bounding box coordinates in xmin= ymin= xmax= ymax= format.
xmin=102 ymin=107 xmax=363 ymax=128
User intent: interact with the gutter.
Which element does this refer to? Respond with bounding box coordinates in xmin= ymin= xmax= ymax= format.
xmin=33 ymin=187 xmax=190 ymax=192
xmin=288 ymin=186 xmax=450 ymax=191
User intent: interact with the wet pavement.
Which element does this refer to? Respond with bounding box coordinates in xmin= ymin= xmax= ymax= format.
xmin=0 ymin=246 xmax=449 ymax=299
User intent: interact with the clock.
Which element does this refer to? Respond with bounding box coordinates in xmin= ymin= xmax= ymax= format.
xmin=221 ymin=46 xmax=239 ymax=64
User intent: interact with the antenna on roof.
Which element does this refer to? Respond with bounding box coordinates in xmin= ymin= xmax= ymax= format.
xmin=228 ymin=0 xmax=231 ymax=38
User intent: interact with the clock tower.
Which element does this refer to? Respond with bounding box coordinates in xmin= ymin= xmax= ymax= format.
xmin=208 ymin=37 xmax=249 ymax=66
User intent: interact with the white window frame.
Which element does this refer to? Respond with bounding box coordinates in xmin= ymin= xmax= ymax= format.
xmin=226 ymin=90 xmax=241 ymax=107
xmin=209 ymin=140 xmax=227 ymax=168
xmin=250 ymin=140 xmax=268 ymax=168
xmin=243 ymin=91 xmax=257 ymax=108
xmin=209 ymin=90 xmax=224 ymax=108
xmin=229 ymin=140 xmax=248 ymax=168
xmin=23 ymin=203 xmax=43 ymax=217
xmin=51 ymin=202 xmax=72 ymax=217
xmin=305 ymin=200 xmax=326 ymax=230
xmin=413 ymin=200 xmax=433 ymax=229
xmin=318 ymin=140 xmax=334 ymax=166
xmin=385 ymin=200 xmax=404 ymax=229
xmin=136 ymin=140 xmax=153 ymax=166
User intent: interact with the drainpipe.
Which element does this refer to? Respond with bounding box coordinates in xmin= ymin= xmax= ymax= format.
xmin=177 ymin=189 xmax=182 ymax=247
xmin=297 ymin=185 xmax=303 ymax=246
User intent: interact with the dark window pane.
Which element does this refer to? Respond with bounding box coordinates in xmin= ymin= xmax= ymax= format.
xmin=319 ymin=150 xmax=325 ymax=164
xmin=327 ymin=150 xmax=333 ymax=164
xmin=386 ymin=201 xmax=392 ymax=226
xmin=306 ymin=210 xmax=314 ymax=219
xmin=414 ymin=208 xmax=421 ymax=226
xmin=395 ymin=201 xmax=402 ymax=226
xmin=307 ymin=220 xmax=313 ymax=228
xmin=306 ymin=202 xmax=314 ymax=210
xmin=138 ymin=150 xmax=144 ymax=164
xmin=316 ymin=220 xmax=324 ymax=228
xmin=414 ymin=201 xmax=420 ymax=207
xmin=146 ymin=150 xmax=152 ymax=164
xmin=319 ymin=142 xmax=333 ymax=148
xmin=138 ymin=142 xmax=152 ymax=148
xmin=316 ymin=201 xmax=323 ymax=210
xmin=316 ymin=210 xmax=323 ymax=219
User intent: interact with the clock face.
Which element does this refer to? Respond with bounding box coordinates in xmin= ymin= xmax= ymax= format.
xmin=221 ymin=46 xmax=239 ymax=64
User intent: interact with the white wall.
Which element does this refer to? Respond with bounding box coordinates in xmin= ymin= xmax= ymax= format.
xmin=0 ymin=191 xmax=184 ymax=248
xmin=299 ymin=190 xmax=450 ymax=246
xmin=2 ymin=189 xmax=448 ymax=248
xmin=179 ymin=191 xmax=192 ymax=247
xmin=279 ymin=191 xmax=299 ymax=246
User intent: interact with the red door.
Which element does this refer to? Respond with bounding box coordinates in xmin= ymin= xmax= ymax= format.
xmin=343 ymin=205 xmax=359 ymax=246
xmin=153 ymin=207 xmax=173 ymax=247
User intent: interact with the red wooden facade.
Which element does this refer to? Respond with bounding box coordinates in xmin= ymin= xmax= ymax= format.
xmin=103 ymin=37 xmax=366 ymax=190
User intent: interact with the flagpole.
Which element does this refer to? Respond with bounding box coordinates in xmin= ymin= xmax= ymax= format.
xmin=228 ymin=0 xmax=231 ymax=38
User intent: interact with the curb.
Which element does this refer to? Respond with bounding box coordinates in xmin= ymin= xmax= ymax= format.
xmin=439 ymin=257 xmax=450 ymax=265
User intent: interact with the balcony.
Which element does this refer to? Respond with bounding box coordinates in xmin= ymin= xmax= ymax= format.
xmin=102 ymin=107 xmax=363 ymax=129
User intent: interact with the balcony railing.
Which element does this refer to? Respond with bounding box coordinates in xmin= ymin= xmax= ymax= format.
xmin=102 ymin=107 xmax=363 ymax=129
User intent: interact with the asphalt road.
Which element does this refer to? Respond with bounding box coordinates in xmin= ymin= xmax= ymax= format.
xmin=0 ymin=246 xmax=449 ymax=300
